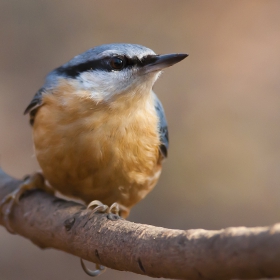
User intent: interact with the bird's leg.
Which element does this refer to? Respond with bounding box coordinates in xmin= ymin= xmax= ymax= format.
xmin=0 ymin=172 xmax=53 ymax=233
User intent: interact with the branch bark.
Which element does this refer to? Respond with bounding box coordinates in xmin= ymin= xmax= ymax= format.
xmin=0 ymin=168 xmax=280 ymax=279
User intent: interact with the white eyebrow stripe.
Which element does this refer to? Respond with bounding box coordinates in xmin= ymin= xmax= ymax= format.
xmin=96 ymin=50 xmax=124 ymax=58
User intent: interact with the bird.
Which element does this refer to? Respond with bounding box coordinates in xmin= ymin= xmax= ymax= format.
xmin=1 ymin=43 xmax=187 ymax=276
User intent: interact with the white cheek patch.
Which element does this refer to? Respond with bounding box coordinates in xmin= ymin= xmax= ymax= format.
xmin=75 ymin=68 xmax=137 ymax=101
xmin=77 ymin=70 xmax=132 ymax=101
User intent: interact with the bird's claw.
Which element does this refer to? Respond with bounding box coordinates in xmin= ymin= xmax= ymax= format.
xmin=0 ymin=172 xmax=52 ymax=234
xmin=87 ymin=200 xmax=109 ymax=213
xmin=80 ymin=200 xmax=121 ymax=276
xmin=0 ymin=188 xmax=21 ymax=233
xmin=87 ymin=200 xmax=120 ymax=216
xmin=80 ymin=258 xmax=106 ymax=277
xmin=108 ymin=202 xmax=120 ymax=215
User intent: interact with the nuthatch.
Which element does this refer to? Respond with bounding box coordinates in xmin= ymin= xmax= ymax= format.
xmin=1 ymin=43 xmax=187 ymax=276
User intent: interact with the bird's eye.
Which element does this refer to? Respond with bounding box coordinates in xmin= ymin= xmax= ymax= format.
xmin=110 ymin=56 xmax=125 ymax=70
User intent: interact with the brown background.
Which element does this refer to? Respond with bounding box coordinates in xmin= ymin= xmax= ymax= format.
xmin=1 ymin=1 xmax=280 ymax=279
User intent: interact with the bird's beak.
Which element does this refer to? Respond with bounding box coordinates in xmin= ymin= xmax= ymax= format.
xmin=141 ymin=53 xmax=188 ymax=74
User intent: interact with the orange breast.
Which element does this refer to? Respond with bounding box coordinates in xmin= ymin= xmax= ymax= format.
xmin=32 ymin=81 xmax=162 ymax=215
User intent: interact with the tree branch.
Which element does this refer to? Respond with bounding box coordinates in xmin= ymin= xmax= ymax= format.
xmin=0 ymin=168 xmax=280 ymax=279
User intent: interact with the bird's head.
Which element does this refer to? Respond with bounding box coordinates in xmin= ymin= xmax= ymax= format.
xmin=45 ymin=43 xmax=188 ymax=102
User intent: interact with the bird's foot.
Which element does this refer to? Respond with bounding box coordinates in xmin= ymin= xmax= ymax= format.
xmin=80 ymin=200 xmax=124 ymax=277
xmin=87 ymin=200 xmax=130 ymax=221
xmin=88 ymin=199 xmax=121 ymax=216
xmin=87 ymin=200 xmax=109 ymax=213
xmin=0 ymin=172 xmax=53 ymax=233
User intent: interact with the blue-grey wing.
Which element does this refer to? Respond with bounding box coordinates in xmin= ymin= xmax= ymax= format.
xmin=24 ymin=87 xmax=45 ymax=125
xmin=24 ymin=88 xmax=44 ymax=115
xmin=153 ymin=93 xmax=169 ymax=158
xmin=24 ymin=70 xmax=58 ymax=117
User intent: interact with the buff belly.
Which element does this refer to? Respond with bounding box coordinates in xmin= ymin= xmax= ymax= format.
xmin=32 ymin=88 xmax=162 ymax=214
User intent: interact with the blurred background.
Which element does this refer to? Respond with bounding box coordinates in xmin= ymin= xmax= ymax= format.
xmin=1 ymin=0 xmax=280 ymax=279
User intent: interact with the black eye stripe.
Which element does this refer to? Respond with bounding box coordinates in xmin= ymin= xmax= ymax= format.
xmin=56 ymin=59 xmax=109 ymax=78
xmin=55 ymin=56 xmax=145 ymax=78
